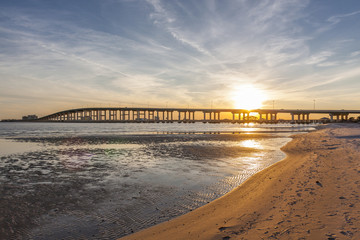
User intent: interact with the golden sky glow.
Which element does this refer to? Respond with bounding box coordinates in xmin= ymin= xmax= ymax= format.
xmin=231 ymin=85 xmax=268 ymax=110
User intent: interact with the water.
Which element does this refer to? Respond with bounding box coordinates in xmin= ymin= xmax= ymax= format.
xmin=0 ymin=122 xmax=316 ymax=239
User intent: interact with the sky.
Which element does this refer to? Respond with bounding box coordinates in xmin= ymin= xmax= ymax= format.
xmin=1 ymin=0 xmax=360 ymax=119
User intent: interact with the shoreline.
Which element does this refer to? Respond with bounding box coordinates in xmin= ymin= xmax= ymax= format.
xmin=120 ymin=123 xmax=360 ymax=239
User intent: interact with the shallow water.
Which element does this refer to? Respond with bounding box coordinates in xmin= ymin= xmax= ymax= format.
xmin=0 ymin=122 xmax=316 ymax=239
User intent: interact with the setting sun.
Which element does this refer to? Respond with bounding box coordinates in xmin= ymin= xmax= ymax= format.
xmin=231 ymin=85 xmax=268 ymax=110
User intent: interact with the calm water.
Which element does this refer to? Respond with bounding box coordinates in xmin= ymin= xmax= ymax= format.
xmin=0 ymin=122 xmax=316 ymax=239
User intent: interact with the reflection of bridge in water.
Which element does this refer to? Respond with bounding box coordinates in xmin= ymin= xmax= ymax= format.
xmin=37 ymin=107 xmax=360 ymax=123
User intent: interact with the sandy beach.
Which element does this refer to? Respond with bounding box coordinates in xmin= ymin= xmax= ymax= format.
xmin=120 ymin=123 xmax=360 ymax=240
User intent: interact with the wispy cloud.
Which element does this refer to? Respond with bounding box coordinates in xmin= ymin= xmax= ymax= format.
xmin=350 ymin=51 xmax=360 ymax=57
xmin=328 ymin=10 xmax=360 ymax=24
xmin=305 ymin=51 xmax=334 ymax=65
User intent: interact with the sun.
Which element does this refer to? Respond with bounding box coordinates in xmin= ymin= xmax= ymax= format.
xmin=231 ymin=85 xmax=267 ymax=110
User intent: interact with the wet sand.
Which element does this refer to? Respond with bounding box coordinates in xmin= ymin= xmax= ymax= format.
xmin=121 ymin=123 xmax=360 ymax=240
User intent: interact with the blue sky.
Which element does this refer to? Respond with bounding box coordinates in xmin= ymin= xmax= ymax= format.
xmin=1 ymin=0 xmax=360 ymax=118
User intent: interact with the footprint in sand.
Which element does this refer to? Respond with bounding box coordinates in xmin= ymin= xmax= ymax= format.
xmin=316 ymin=181 xmax=323 ymax=187
xmin=219 ymin=227 xmax=229 ymax=232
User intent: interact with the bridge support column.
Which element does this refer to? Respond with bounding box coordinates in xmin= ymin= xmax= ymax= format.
xmin=121 ymin=110 xmax=124 ymax=121
xmin=126 ymin=110 xmax=129 ymax=121
xmin=274 ymin=113 xmax=277 ymax=121
xmin=91 ymin=111 xmax=95 ymax=121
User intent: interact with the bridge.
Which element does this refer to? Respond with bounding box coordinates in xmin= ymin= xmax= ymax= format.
xmin=36 ymin=107 xmax=360 ymax=123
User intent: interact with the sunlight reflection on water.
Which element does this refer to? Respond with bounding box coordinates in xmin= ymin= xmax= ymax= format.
xmin=238 ymin=139 xmax=263 ymax=149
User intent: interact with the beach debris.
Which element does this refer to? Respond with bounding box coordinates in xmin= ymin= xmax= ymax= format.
xmin=219 ymin=227 xmax=229 ymax=232
xmin=326 ymin=233 xmax=337 ymax=240
xmin=339 ymin=230 xmax=353 ymax=236
xmin=316 ymin=181 xmax=323 ymax=187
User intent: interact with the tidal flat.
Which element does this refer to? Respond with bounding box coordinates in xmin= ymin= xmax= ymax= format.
xmin=0 ymin=122 xmax=315 ymax=239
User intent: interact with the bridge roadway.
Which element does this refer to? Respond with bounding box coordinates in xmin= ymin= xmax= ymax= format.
xmin=36 ymin=107 xmax=360 ymax=123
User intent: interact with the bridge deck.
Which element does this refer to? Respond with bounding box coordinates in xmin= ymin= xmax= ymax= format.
xmin=36 ymin=107 xmax=360 ymax=123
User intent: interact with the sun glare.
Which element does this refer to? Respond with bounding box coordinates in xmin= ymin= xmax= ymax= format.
xmin=231 ymin=85 xmax=267 ymax=110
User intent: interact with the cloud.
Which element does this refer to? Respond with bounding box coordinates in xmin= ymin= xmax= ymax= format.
xmin=328 ymin=10 xmax=360 ymax=24
xmin=305 ymin=51 xmax=334 ymax=65
xmin=317 ymin=10 xmax=360 ymax=33
xmin=350 ymin=51 xmax=360 ymax=57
